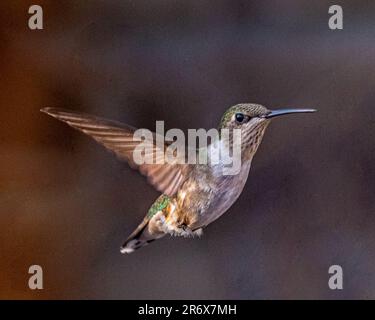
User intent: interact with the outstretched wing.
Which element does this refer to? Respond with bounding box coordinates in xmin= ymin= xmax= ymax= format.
xmin=41 ymin=107 xmax=190 ymax=196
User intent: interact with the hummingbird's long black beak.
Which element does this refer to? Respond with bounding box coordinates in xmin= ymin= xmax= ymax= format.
xmin=264 ymin=108 xmax=316 ymax=119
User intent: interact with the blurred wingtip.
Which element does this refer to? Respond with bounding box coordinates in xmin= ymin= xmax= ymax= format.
xmin=40 ymin=107 xmax=64 ymax=116
xmin=40 ymin=107 xmax=50 ymax=114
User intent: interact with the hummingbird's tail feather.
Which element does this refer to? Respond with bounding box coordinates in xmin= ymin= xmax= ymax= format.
xmin=120 ymin=217 xmax=164 ymax=254
xmin=120 ymin=238 xmax=153 ymax=254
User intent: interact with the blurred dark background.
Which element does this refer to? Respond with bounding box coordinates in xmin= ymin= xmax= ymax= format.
xmin=1 ymin=0 xmax=375 ymax=299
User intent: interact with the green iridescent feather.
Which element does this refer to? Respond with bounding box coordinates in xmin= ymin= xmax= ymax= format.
xmin=147 ymin=195 xmax=171 ymax=218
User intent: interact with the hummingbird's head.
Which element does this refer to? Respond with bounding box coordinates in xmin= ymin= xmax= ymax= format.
xmin=219 ymin=103 xmax=316 ymax=159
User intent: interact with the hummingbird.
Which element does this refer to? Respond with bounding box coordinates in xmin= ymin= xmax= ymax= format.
xmin=41 ymin=103 xmax=315 ymax=254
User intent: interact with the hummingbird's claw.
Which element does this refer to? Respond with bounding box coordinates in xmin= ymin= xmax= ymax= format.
xmin=179 ymin=223 xmax=188 ymax=231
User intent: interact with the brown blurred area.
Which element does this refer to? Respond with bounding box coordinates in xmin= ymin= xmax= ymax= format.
xmin=1 ymin=0 xmax=375 ymax=299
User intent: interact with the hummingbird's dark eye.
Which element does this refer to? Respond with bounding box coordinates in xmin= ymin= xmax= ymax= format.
xmin=235 ymin=113 xmax=250 ymax=124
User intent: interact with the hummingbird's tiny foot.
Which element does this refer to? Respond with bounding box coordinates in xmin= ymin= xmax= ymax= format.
xmin=193 ymin=228 xmax=203 ymax=237
xmin=171 ymin=223 xmax=196 ymax=238
xmin=177 ymin=223 xmax=191 ymax=236
xmin=179 ymin=223 xmax=188 ymax=231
